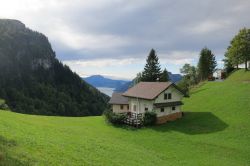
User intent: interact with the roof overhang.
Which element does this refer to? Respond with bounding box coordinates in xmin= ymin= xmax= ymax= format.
xmin=153 ymin=101 xmax=183 ymax=108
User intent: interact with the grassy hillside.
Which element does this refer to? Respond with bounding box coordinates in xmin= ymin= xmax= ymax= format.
xmin=0 ymin=69 xmax=250 ymax=165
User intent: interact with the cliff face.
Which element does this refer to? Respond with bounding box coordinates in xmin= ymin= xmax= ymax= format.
xmin=0 ymin=19 xmax=54 ymax=71
xmin=0 ymin=19 xmax=109 ymax=116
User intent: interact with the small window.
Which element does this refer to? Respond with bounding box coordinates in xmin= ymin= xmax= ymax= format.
xmin=172 ymin=106 xmax=176 ymax=111
xmin=145 ymin=107 xmax=148 ymax=111
xmin=168 ymin=93 xmax=172 ymax=99
xmin=164 ymin=93 xmax=172 ymax=100
xmin=127 ymin=105 xmax=129 ymax=110
xmin=161 ymin=108 xmax=164 ymax=112
xmin=120 ymin=105 xmax=123 ymax=110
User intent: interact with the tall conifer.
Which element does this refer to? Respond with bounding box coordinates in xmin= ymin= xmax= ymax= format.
xmin=198 ymin=47 xmax=217 ymax=80
xmin=141 ymin=49 xmax=161 ymax=81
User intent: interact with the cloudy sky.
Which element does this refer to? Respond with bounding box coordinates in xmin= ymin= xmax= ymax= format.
xmin=0 ymin=0 xmax=250 ymax=79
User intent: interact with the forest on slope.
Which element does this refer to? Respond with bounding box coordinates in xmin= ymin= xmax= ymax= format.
xmin=0 ymin=19 xmax=109 ymax=116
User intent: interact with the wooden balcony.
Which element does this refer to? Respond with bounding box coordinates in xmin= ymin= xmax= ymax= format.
xmin=121 ymin=112 xmax=143 ymax=127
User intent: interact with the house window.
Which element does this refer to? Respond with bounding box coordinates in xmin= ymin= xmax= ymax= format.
xmin=172 ymin=106 xmax=176 ymax=111
xmin=120 ymin=105 xmax=123 ymax=110
xmin=168 ymin=93 xmax=172 ymax=99
xmin=164 ymin=93 xmax=172 ymax=100
xmin=145 ymin=107 xmax=148 ymax=111
xmin=127 ymin=105 xmax=129 ymax=110
xmin=161 ymin=108 xmax=164 ymax=112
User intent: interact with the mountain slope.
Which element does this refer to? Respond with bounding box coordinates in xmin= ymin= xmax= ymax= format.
xmin=0 ymin=19 xmax=109 ymax=116
xmin=168 ymin=72 xmax=182 ymax=83
xmin=0 ymin=69 xmax=249 ymax=165
xmin=84 ymin=75 xmax=129 ymax=89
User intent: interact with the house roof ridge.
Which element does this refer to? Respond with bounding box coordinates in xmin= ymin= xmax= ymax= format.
xmin=122 ymin=81 xmax=175 ymax=100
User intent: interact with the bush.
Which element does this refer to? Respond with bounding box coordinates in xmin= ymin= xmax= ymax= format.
xmin=0 ymin=103 xmax=9 ymax=110
xmin=103 ymin=109 xmax=126 ymax=125
xmin=143 ymin=112 xmax=157 ymax=126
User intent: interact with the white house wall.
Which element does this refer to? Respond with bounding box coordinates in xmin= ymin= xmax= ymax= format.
xmin=155 ymin=106 xmax=181 ymax=117
xmin=128 ymin=98 xmax=154 ymax=114
xmin=155 ymin=85 xmax=183 ymax=103
xmin=238 ymin=61 xmax=250 ymax=69
xmin=112 ymin=104 xmax=129 ymax=113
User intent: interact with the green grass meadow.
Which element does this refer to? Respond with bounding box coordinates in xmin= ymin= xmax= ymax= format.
xmin=0 ymin=70 xmax=250 ymax=165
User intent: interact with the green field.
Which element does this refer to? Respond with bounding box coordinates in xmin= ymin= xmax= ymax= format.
xmin=0 ymin=70 xmax=250 ymax=165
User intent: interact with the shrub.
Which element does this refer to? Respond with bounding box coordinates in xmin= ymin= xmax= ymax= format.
xmin=0 ymin=104 xmax=9 ymax=110
xmin=103 ymin=109 xmax=126 ymax=125
xmin=143 ymin=111 xmax=157 ymax=126
xmin=0 ymin=100 xmax=9 ymax=110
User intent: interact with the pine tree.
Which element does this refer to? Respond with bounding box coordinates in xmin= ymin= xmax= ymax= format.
xmin=159 ymin=68 xmax=169 ymax=82
xmin=141 ymin=49 xmax=161 ymax=81
xmin=198 ymin=47 xmax=217 ymax=80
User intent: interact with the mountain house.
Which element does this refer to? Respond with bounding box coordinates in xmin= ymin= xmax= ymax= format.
xmin=109 ymin=82 xmax=186 ymax=124
xmin=237 ymin=61 xmax=250 ymax=69
xmin=213 ymin=69 xmax=226 ymax=80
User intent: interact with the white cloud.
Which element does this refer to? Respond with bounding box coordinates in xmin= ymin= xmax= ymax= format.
xmin=160 ymin=51 xmax=198 ymax=65
xmin=48 ymin=25 xmax=131 ymax=51
xmin=188 ymin=20 xmax=231 ymax=34
xmin=0 ymin=0 xmax=249 ymax=78
xmin=63 ymin=50 xmax=198 ymax=68
xmin=63 ymin=58 xmax=141 ymax=68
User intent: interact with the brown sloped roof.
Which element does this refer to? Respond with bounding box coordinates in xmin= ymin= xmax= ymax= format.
xmin=108 ymin=92 xmax=128 ymax=105
xmin=123 ymin=82 xmax=174 ymax=100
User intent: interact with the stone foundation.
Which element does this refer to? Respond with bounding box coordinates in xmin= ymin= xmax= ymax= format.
xmin=156 ymin=112 xmax=182 ymax=124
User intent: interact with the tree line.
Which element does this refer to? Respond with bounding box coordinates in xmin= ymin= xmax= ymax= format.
xmin=130 ymin=27 xmax=250 ymax=94
xmin=178 ymin=47 xmax=217 ymax=93
xmin=179 ymin=27 xmax=250 ymax=93
xmin=224 ymin=28 xmax=250 ymax=71
xmin=132 ymin=47 xmax=217 ymax=94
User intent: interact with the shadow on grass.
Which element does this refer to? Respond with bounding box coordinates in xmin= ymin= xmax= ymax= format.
xmin=151 ymin=112 xmax=228 ymax=135
xmin=0 ymin=136 xmax=28 ymax=166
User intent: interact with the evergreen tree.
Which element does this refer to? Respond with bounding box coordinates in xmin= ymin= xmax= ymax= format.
xmin=198 ymin=47 xmax=217 ymax=80
xmin=159 ymin=68 xmax=170 ymax=82
xmin=141 ymin=49 xmax=161 ymax=81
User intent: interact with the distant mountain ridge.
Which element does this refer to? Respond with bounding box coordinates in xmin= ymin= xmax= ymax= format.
xmin=168 ymin=72 xmax=182 ymax=83
xmin=83 ymin=75 xmax=130 ymax=89
xmin=84 ymin=72 xmax=182 ymax=93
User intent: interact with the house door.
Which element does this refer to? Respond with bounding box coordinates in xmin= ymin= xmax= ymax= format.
xmin=133 ymin=105 xmax=136 ymax=112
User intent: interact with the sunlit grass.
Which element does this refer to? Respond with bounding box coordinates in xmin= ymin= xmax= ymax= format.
xmin=0 ymin=69 xmax=250 ymax=165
